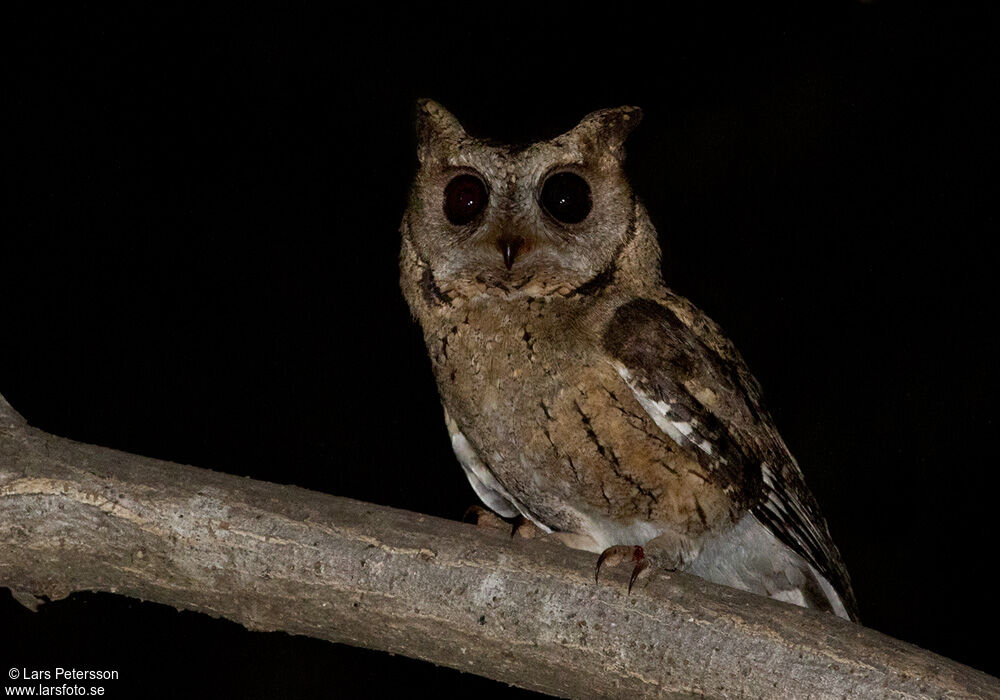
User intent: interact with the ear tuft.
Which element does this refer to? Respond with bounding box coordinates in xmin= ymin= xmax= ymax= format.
xmin=415 ymin=99 xmax=467 ymax=163
xmin=570 ymin=105 xmax=644 ymax=160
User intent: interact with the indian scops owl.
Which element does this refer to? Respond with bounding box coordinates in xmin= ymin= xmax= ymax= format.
xmin=399 ymin=99 xmax=858 ymax=620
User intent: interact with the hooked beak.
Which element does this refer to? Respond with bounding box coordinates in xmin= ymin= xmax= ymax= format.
xmin=497 ymin=233 xmax=526 ymax=270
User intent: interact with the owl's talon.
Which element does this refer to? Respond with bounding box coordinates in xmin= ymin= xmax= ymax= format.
xmin=462 ymin=505 xmax=486 ymax=523
xmin=510 ymin=515 xmax=529 ymax=539
xmin=464 ymin=506 xmax=545 ymax=539
xmin=509 ymin=515 xmax=544 ymax=539
xmin=595 ymin=545 xmax=645 ymax=585
xmin=509 ymin=515 xmax=526 ymax=539
xmin=462 ymin=505 xmax=509 ymax=531
xmin=628 ymin=558 xmax=649 ymax=594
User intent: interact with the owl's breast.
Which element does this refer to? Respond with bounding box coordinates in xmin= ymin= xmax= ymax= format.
xmin=426 ymin=300 xmax=738 ymax=541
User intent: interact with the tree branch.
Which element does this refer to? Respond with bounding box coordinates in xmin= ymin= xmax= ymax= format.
xmin=0 ymin=393 xmax=995 ymax=698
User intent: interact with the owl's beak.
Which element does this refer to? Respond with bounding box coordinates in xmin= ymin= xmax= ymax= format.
xmin=497 ymin=234 xmax=526 ymax=270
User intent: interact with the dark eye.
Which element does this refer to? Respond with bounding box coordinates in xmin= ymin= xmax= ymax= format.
xmin=540 ymin=172 xmax=592 ymax=224
xmin=443 ymin=174 xmax=488 ymax=225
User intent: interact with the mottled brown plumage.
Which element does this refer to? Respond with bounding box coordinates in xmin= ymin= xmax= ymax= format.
xmin=400 ymin=100 xmax=858 ymax=620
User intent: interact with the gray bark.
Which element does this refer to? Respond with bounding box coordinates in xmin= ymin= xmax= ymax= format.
xmin=0 ymin=393 xmax=996 ymax=698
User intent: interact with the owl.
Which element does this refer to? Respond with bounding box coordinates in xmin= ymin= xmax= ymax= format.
xmin=399 ymin=99 xmax=858 ymax=621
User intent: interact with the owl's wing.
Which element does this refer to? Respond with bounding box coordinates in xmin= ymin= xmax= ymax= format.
xmin=602 ymin=296 xmax=859 ymax=620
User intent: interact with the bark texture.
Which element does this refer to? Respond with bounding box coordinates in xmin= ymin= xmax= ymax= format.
xmin=0 ymin=393 xmax=996 ymax=698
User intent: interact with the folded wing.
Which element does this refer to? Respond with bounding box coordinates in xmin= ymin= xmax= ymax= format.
xmin=602 ymin=296 xmax=859 ymax=620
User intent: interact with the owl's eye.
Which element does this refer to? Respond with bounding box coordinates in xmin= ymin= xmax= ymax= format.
xmin=443 ymin=174 xmax=488 ymax=225
xmin=540 ymin=172 xmax=592 ymax=224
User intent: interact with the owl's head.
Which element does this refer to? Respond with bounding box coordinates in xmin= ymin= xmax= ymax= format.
xmin=402 ymin=100 xmax=649 ymax=301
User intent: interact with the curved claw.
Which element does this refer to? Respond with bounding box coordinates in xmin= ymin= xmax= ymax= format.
xmin=509 ymin=515 xmax=547 ymax=540
xmin=462 ymin=505 xmax=512 ymax=533
xmin=509 ymin=515 xmax=526 ymax=539
xmin=628 ymin=558 xmax=649 ymax=594
xmin=595 ymin=545 xmax=645 ymax=585
xmin=462 ymin=505 xmax=484 ymax=523
xmin=595 ymin=549 xmax=611 ymax=584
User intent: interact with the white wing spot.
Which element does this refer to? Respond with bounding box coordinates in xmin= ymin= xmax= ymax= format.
xmin=615 ymin=364 xmax=717 ymax=458
xmin=762 ymin=470 xmax=776 ymax=489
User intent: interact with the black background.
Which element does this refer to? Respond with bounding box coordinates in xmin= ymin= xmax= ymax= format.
xmin=3 ymin=5 xmax=997 ymax=696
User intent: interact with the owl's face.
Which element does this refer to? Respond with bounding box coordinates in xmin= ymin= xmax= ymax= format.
xmin=403 ymin=100 xmax=642 ymax=300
